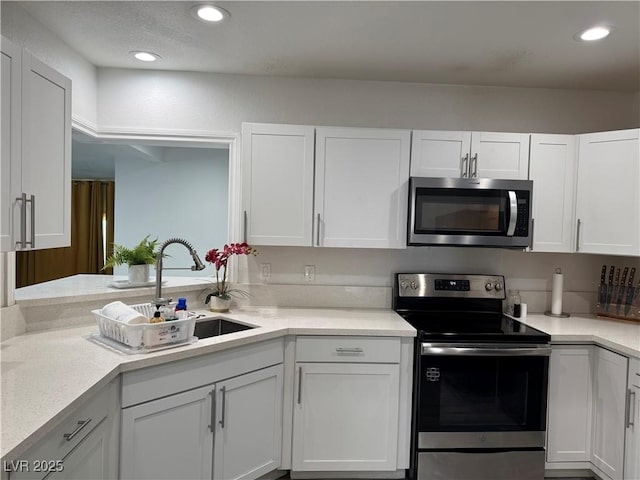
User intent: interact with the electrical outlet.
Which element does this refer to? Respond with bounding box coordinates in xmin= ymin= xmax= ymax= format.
xmin=259 ymin=263 xmax=271 ymax=282
xmin=304 ymin=265 xmax=315 ymax=282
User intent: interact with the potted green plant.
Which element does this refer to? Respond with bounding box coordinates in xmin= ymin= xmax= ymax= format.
xmin=203 ymin=242 xmax=256 ymax=312
xmin=104 ymin=235 xmax=160 ymax=284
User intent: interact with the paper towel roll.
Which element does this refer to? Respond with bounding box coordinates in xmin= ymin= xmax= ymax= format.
xmin=551 ymin=269 xmax=563 ymax=315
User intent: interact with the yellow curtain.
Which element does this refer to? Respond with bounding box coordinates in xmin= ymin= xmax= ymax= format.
xmin=16 ymin=180 xmax=115 ymax=287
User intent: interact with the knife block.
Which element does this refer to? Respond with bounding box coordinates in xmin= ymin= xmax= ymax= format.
xmin=596 ymin=284 xmax=640 ymax=322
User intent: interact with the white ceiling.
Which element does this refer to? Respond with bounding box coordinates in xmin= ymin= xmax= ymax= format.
xmin=16 ymin=1 xmax=640 ymax=92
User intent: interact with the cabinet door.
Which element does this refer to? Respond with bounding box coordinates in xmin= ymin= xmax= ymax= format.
xmin=44 ymin=419 xmax=116 ymax=480
xmin=529 ymin=134 xmax=576 ymax=252
xmin=410 ymin=130 xmax=472 ymax=178
xmin=546 ymin=346 xmax=593 ymax=462
xmin=592 ymin=347 xmax=628 ymax=480
xmin=470 ymin=132 xmax=530 ymax=179
xmin=576 ymin=129 xmax=640 ymax=256
xmin=624 ymin=360 xmax=640 ymax=480
xmin=292 ymin=362 xmax=400 ymax=471
xmin=315 ymin=127 xmax=410 ymax=248
xmin=214 ymin=364 xmax=283 ymax=480
xmin=120 ymin=384 xmax=214 ymax=480
xmin=1 ymin=36 xmax=21 ymax=252
xmin=20 ymin=52 xmax=71 ymax=250
xmin=242 ymin=123 xmax=315 ymax=246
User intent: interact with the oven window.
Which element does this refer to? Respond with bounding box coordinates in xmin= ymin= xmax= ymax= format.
xmin=414 ymin=189 xmax=506 ymax=234
xmin=419 ymin=355 xmax=548 ymax=432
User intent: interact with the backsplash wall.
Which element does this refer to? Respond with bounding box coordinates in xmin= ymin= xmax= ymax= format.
xmin=236 ymin=247 xmax=637 ymax=313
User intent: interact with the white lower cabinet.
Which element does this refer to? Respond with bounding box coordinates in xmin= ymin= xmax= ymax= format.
xmin=120 ymin=384 xmax=214 ymax=480
xmin=547 ymin=345 xmax=632 ymax=480
xmin=625 ymin=358 xmax=640 ymax=480
xmin=120 ymin=340 xmax=284 ymax=480
xmin=291 ymin=336 xmax=403 ymax=472
xmin=7 ymin=380 xmax=119 ymax=480
xmin=121 ymin=364 xmax=283 ymax=480
xmin=592 ymin=347 xmax=628 ymax=480
xmin=213 ymin=366 xmax=283 ymax=480
xmin=43 ymin=419 xmax=115 ymax=480
xmin=546 ymin=345 xmax=593 ymax=462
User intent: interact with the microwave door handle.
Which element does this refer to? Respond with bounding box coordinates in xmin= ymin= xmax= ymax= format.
xmin=507 ymin=191 xmax=517 ymax=237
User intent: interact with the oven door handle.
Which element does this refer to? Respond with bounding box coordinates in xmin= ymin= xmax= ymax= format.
xmin=421 ymin=345 xmax=551 ymax=356
xmin=506 ymin=190 xmax=517 ymax=237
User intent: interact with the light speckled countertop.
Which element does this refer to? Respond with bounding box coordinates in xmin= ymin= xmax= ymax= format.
xmin=518 ymin=313 xmax=640 ymax=358
xmin=1 ymin=306 xmax=415 ymax=461
xmin=3 ymin=308 xmax=640 ymax=464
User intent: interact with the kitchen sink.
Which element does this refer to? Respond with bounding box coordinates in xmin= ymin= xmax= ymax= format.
xmin=194 ymin=317 xmax=255 ymax=339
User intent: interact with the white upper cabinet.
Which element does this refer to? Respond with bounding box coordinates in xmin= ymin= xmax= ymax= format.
xmin=529 ymin=134 xmax=576 ymax=252
xmin=21 ymin=53 xmax=72 ymax=250
xmin=471 ymin=132 xmax=529 ymax=179
xmin=1 ymin=39 xmax=71 ymax=252
xmin=575 ymin=129 xmax=640 ymax=256
xmin=242 ymin=123 xmax=315 ymax=247
xmin=314 ymin=127 xmax=410 ymax=248
xmin=410 ymin=130 xmax=471 ymax=178
xmin=242 ymin=124 xmax=410 ymax=249
xmin=410 ymin=130 xmax=529 ymax=180
xmin=1 ymin=37 xmax=21 ymax=252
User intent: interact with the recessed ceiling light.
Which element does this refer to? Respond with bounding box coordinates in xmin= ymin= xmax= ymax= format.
xmin=191 ymin=4 xmax=229 ymax=23
xmin=130 ymin=51 xmax=161 ymax=62
xmin=575 ymin=26 xmax=611 ymax=42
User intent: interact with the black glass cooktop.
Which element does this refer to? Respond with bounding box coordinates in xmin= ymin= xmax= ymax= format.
xmin=398 ymin=311 xmax=550 ymax=344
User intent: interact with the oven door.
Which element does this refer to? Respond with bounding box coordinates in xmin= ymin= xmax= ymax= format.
xmin=418 ymin=343 xmax=549 ymax=449
xmin=408 ymin=177 xmax=532 ymax=247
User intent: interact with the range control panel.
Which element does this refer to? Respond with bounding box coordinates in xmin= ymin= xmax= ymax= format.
xmin=397 ymin=273 xmax=506 ymax=299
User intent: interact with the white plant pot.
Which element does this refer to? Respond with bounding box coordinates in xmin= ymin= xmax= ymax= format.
xmin=209 ymin=296 xmax=231 ymax=313
xmin=128 ymin=264 xmax=150 ymax=284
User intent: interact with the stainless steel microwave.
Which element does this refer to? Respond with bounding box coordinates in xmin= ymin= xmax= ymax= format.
xmin=408 ymin=177 xmax=533 ymax=248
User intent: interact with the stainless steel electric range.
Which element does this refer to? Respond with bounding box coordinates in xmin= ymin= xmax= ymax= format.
xmin=393 ymin=273 xmax=551 ymax=480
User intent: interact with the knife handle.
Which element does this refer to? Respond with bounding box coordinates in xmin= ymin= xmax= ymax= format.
xmin=600 ymin=265 xmax=607 ymax=285
xmin=628 ymin=267 xmax=636 ymax=286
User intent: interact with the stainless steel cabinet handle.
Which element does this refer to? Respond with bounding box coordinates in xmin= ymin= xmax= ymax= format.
xmin=16 ymin=193 xmax=27 ymax=249
xmin=208 ymin=388 xmax=216 ymax=432
xmin=576 ymin=219 xmax=582 ymax=252
xmin=15 ymin=194 xmax=35 ymax=248
xmin=470 ymin=153 xmax=478 ymax=178
xmin=29 ymin=194 xmax=35 ymax=248
xmin=461 ymin=154 xmax=469 ymax=178
xmin=297 ymin=366 xmax=303 ymax=404
xmin=63 ymin=418 xmax=92 ymax=441
xmin=529 ymin=218 xmax=535 ymax=251
xmin=243 ymin=210 xmax=248 ymax=243
xmin=335 ymin=347 xmax=364 ymax=353
xmin=316 ymin=213 xmax=321 ymax=246
xmin=627 ymin=389 xmax=636 ymax=428
xmin=218 ymin=386 xmax=226 ymax=428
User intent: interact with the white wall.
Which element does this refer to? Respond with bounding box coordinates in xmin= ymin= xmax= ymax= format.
xmin=97 ymin=68 xmax=639 ymax=135
xmin=1 ymin=3 xmax=98 ymax=128
xmin=114 ymin=146 xmax=228 ymax=278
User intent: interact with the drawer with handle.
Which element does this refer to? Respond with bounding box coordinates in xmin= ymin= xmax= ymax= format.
xmin=7 ymin=379 xmax=117 ymax=480
xmin=295 ymin=336 xmax=401 ymax=363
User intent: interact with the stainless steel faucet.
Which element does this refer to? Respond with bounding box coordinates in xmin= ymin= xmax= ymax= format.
xmin=153 ymin=238 xmax=206 ymax=306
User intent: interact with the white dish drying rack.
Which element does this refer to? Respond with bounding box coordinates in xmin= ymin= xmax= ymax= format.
xmin=92 ymin=302 xmax=197 ymax=352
